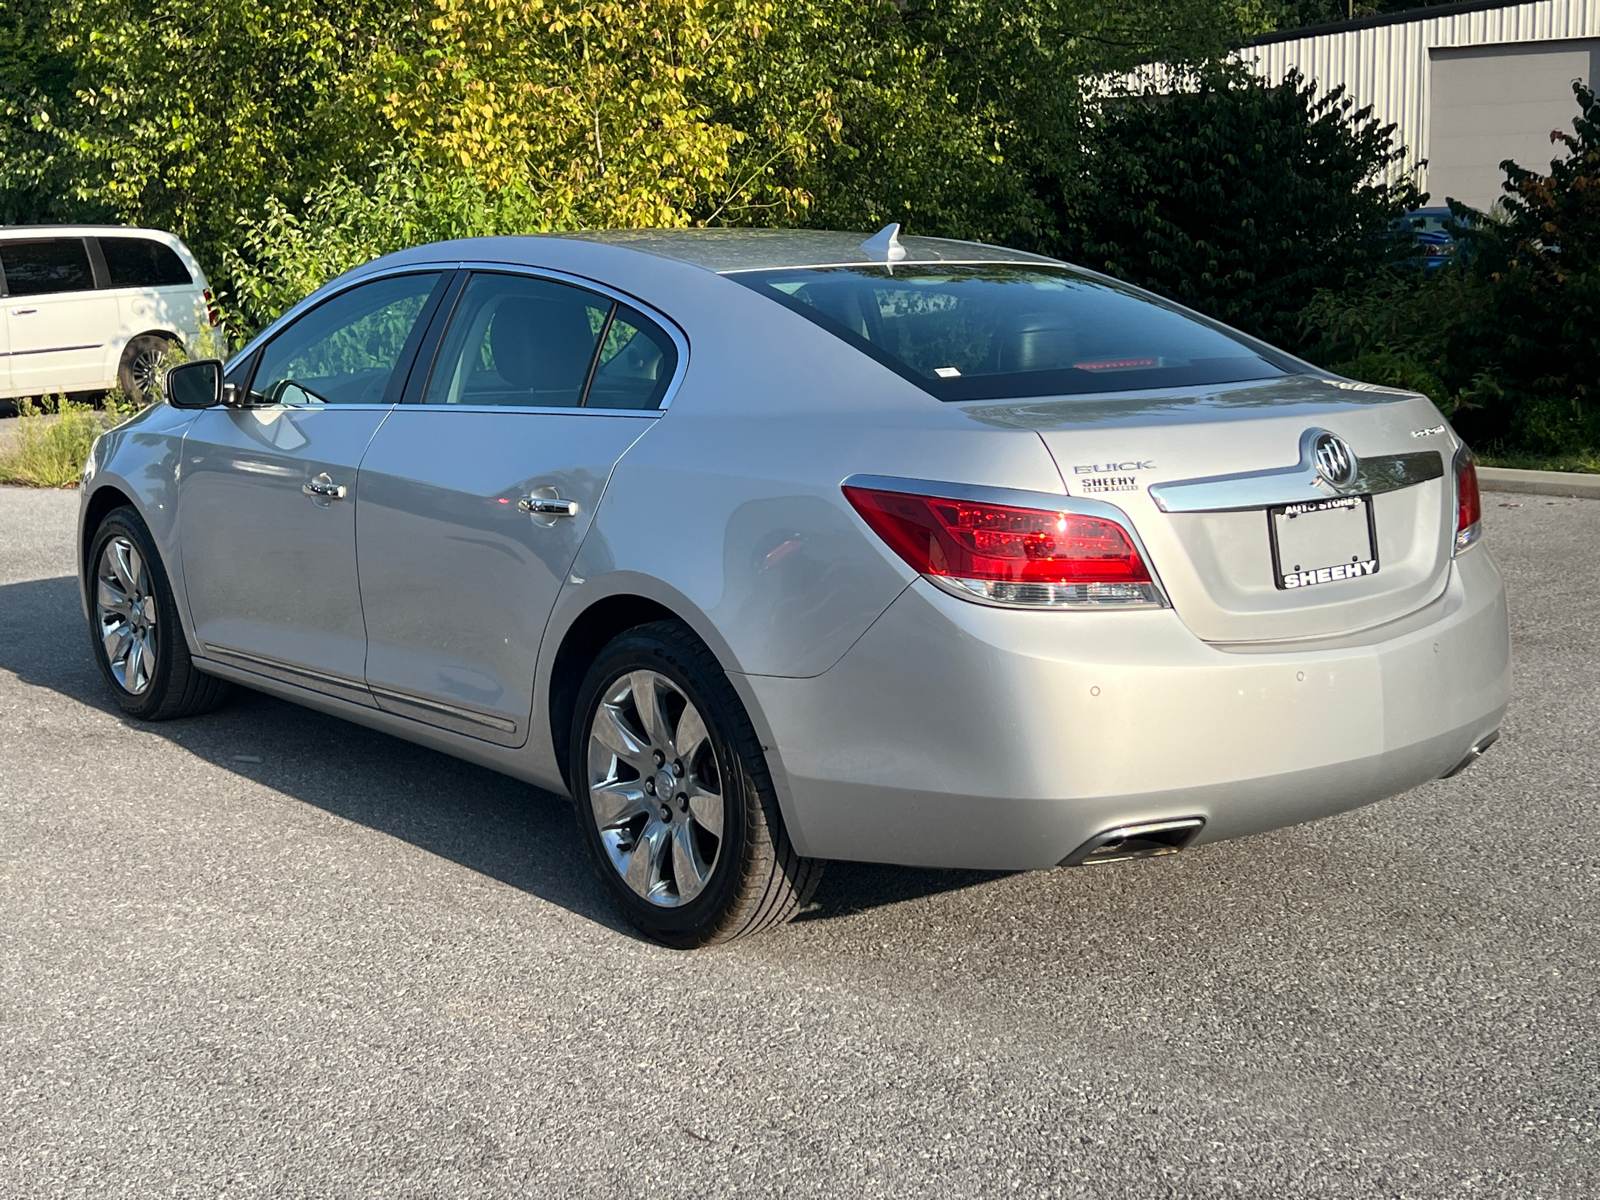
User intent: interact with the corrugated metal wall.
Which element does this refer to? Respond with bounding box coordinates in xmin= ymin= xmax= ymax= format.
xmin=1236 ymin=0 xmax=1600 ymax=190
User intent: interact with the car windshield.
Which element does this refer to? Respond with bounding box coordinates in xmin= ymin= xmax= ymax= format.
xmin=729 ymin=263 xmax=1297 ymax=401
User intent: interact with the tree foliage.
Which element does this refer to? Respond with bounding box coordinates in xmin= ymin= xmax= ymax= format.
xmin=1303 ymin=82 xmax=1600 ymax=453
xmin=1 ymin=0 xmax=1269 ymax=332
xmin=1045 ymin=66 xmax=1419 ymax=348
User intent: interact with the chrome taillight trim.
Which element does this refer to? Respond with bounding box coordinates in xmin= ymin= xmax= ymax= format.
xmin=928 ymin=575 xmax=1167 ymax=610
xmin=842 ymin=473 xmax=1171 ymax=610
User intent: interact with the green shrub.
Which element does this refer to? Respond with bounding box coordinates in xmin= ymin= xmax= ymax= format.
xmin=1046 ymin=65 xmax=1419 ymax=349
xmin=0 ymin=393 xmax=129 ymax=488
xmin=1302 ymin=81 xmax=1600 ymax=454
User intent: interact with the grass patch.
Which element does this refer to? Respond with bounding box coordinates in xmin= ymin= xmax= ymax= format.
xmin=0 ymin=394 xmax=132 ymax=488
xmin=1475 ymin=450 xmax=1600 ymax=475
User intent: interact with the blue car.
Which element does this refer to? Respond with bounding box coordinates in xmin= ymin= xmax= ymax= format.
xmin=1396 ymin=206 xmax=1467 ymax=269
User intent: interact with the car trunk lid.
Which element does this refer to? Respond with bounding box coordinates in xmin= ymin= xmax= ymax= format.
xmin=960 ymin=377 xmax=1460 ymax=643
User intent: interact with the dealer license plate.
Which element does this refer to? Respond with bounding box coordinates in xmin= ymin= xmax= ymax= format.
xmin=1269 ymin=495 xmax=1378 ymax=590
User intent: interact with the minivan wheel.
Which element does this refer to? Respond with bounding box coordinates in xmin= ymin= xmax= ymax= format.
xmin=88 ymin=506 xmax=229 ymax=720
xmin=570 ymin=621 xmax=824 ymax=947
xmin=117 ymin=334 xmax=174 ymax=405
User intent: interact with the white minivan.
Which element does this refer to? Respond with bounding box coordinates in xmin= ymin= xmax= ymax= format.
xmin=0 ymin=225 xmax=216 ymax=405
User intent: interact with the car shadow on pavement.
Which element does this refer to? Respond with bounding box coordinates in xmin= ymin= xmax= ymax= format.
xmin=1 ymin=574 xmax=1009 ymax=935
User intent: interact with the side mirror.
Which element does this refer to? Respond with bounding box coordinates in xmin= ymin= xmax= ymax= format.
xmin=165 ymin=359 xmax=224 ymax=409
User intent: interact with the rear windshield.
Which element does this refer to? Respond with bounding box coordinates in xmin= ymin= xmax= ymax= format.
xmin=730 ymin=263 xmax=1297 ymax=401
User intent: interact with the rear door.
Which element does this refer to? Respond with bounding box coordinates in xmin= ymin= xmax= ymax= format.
xmin=94 ymin=234 xmax=202 ymax=348
xmin=0 ymin=237 xmax=119 ymax=395
xmin=178 ymin=271 xmax=447 ymax=701
xmin=355 ymin=269 xmax=678 ymax=745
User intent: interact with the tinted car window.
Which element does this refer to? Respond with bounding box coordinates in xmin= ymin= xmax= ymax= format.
xmin=585 ymin=306 xmax=679 ymax=410
xmin=424 ymin=273 xmax=607 ymax=408
xmin=0 ymin=239 xmax=95 ymax=297
xmin=731 ymin=264 xmax=1297 ymax=401
xmin=251 ymin=273 xmax=441 ymax=405
xmin=99 ymin=237 xmax=192 ymax=288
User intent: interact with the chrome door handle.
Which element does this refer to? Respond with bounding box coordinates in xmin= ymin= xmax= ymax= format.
xmin=10 ymin=308 xmax=37 ymax=316
xmin=302 ymin=476 xmax=347 ymax=499
xmin=518 ymin=496 xmax=578 ymax=517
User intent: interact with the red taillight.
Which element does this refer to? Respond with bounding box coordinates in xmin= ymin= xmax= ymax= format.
xmin=202 ymin=287 xmax=221 ymax=327
xmin=842 ymin=486 xmax=1163 ymax=608
xmin=1454 ymin=448 xmax=1482 ymax=554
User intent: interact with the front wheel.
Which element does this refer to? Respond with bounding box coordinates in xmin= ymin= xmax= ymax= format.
xmin=570 ymin=621 xmax=824 ymax=947
xmin=88 ymin=506 xmax=229 ymax=720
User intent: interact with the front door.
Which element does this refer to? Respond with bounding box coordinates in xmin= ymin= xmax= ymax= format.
xmin=1 ymin=238 xmax=119 ymax=396
xmin=178 ymin=271 xmax=445 ymax=703
xmin=356 ymin=270 xmax=679 ymax=745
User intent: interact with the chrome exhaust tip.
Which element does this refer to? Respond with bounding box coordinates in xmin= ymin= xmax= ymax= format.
xmin=1060 ymin=817 xmax=1205 ymax=867
xmin=1440 ymin=730 xmax=1500 ymax=779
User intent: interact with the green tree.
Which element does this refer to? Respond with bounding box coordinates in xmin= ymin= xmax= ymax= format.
xmin=1046 ymin=65 xmax=1418 ymax=348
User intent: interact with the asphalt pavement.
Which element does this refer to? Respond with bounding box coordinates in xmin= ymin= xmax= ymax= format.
xmin=2 ymin=485 xmax=1596 ymax=1198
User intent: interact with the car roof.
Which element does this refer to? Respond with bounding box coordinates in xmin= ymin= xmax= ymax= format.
xmin=0 ymin=224 xmax=186 ymax=244
xmin=554 ymin=227 xmax=1062 ymax=273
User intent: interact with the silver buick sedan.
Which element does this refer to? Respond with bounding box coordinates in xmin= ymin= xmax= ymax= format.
xmin=79 ymin=227 xmax=1511 ymax=946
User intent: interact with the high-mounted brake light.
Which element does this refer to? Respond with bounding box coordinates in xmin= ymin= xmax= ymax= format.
xmin=1453 ymin=446 xmax=1482 ymax=555
xmin=843 ymin=486 xmax=1166 ymax=609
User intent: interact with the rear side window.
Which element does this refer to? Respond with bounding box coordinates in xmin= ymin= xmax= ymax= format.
xmin=99 ymin=237 xmax=192 ymax=287
xmin=730 ymin=263 xmax=1298 ymax=401
xmin=422 ymin=271 xmax=679 ymax=410
xmin=586 ymin=306 xmax=679 ymax=410
xmin=0 ymin=239 xmax=95 ymax=297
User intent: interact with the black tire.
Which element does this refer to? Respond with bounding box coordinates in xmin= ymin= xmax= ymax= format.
xmin=87 ymin=506 xmax=229 ymax=720
xmin=117 ymin=334 xmax=174 ymax=405
xmin=569 ymin=620 xmax=824 ymax=947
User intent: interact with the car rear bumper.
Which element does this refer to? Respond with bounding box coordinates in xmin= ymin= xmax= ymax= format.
xmin=744 ymin=547 xmax=1511 ymax=870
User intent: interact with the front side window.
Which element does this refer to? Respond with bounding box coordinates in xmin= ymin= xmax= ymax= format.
xmin=423 ymin=272 xmax=680 ymax=410
xmin=0 ymin=239 xmax=95 ymax=297
xmin=250 ymin=273 xmax=441 ymax=405
xmin=730 ymin=263 xmax=1298 ymax=401
xmin=99 ymin=237 xmax=192 ymax=288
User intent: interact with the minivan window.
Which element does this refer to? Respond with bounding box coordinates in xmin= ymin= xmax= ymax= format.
xmin=730 ymin=263 xmax=1298 ymax=401
xmin=99 ymin=237 xmax=192 ymax=288
xmin=0 ymin=239 xmax=95 ymax=297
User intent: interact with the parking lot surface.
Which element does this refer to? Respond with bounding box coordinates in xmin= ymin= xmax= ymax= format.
xmin=2 ymin=485 xmax=1597 ymax=1198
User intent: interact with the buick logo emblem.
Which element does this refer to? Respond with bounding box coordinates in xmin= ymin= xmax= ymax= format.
xmin=1312 ymin=432 xmax=1358 ymax=487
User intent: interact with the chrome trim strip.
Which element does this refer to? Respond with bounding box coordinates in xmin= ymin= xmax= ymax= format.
xmin=446 ymin=260 xmax=691 ymax=414
xmin=367 ymin=684 xmax=519 ymax=735
xmin=1149 ymin=430 xmax=1446 ymax=513
xmin=718 ymin=258 xmax=1057 ymax=275
xmin=392 ymin=404 xmax=660 ymax=420
xmin=0 ymin=342 xmax=103 ymax=357
xmin=202 ymin=644 xmax=376 ymax=708
xmin=227 ymin=258 xmax=690 ymax=415
xmin=841 ymin=473 xmax=1172 ymax=608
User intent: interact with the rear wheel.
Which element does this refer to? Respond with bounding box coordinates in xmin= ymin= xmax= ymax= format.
xmin=88 ymin=506 xmax=228 ymax=720
xmin=570 ymin=621 xmax=823 ymax=947
xmin=117 ymin=334 xmax=174 ymax=405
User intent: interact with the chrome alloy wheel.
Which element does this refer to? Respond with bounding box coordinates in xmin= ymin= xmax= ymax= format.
xmin=95 ymin=536 xmax=158 ymax=695
xmin=587 ymin=670 xmax=725 ymax=907
xmin=129 ymin=346 xmax=164 ymax=401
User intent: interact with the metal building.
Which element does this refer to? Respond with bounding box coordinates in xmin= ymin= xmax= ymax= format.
xmin=1238 ymin=0 xmax=1600 ymax=210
